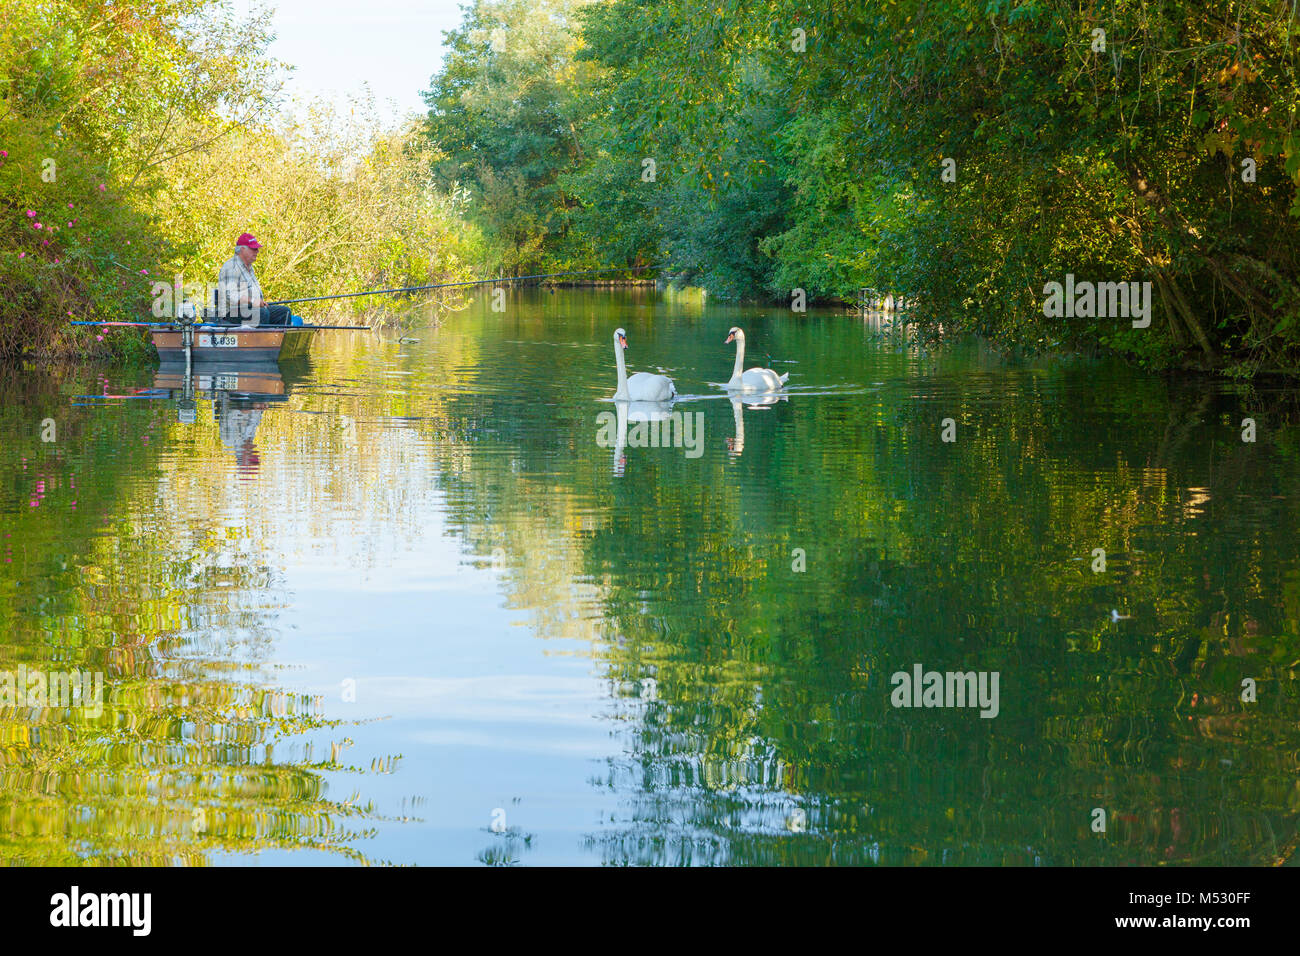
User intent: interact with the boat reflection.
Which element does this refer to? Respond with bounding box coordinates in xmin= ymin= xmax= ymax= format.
xmin=152 ymin=363 xmax=302 ymax=473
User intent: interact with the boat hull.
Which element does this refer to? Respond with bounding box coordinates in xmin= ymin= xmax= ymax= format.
xmin=152 ymin=327 xmax=313 ymax=365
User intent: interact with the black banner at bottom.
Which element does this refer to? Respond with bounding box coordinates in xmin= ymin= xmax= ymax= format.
xmin=0 ymin=864 xmax=1287 ymax=943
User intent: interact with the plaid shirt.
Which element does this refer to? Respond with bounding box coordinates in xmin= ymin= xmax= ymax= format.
xmin=216 ymin=254 xmax=263 ymax=318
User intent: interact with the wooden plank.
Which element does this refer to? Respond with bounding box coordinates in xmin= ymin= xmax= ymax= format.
xmin=153 ymin=330 xmax=283 ymax=346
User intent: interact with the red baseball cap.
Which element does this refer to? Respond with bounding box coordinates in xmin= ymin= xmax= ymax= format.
xmin=235 ymin=232 xmax=262 ymax=250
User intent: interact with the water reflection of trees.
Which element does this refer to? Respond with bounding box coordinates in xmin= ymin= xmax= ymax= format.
xmin=0 ymin=364 xmax=391 ymax=865
xmin=10 ymin=298 xmax=1300 ymax=865
xmin=337 ymin=308 xmax=1300 ymax=867
xmin=600 ymin=369 xmax=1300 ymax=865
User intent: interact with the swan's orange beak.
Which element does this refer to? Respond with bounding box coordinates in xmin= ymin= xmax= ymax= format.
xmin=618 ymin=333 xmax=627 ymax=349
xmin=724 ymin=332 xmax=735 ymax=344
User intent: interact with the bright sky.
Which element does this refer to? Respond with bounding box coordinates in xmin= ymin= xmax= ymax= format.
xmin=255 ymin=0 xmax=467 ymax=126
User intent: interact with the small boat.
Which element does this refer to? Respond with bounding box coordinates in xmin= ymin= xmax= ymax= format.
xmin=151 ymin=323 xmax=315 ymax=366
xmin=72 ymin=304 xmax=369 ymax=367
xmin=142 ymin=303 xmax=369 ymax=367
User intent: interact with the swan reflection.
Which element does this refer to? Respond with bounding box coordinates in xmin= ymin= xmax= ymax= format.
xmin=611 ymin=399 xmax=677 ymax=476
xmin=727 ymin=393 xmax=786 ymax=458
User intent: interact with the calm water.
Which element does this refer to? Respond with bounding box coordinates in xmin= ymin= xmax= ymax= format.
xmin=3 ymin=288 xmax=1300 ymax=866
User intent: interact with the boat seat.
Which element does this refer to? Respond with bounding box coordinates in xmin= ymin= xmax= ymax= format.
xmin=200 ymin=289 xmax=290 ymax=326
xmin=201 ymin=288 xmax=241 ymax=325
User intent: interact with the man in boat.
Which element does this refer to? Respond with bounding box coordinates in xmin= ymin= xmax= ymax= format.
xmin=216 ymin=233 xmax=293 ymax=327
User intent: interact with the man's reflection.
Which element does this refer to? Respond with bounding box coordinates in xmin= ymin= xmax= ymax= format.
xmin=156 ymin=366 xmax=289 ymax=473
xmin=214 ymin=393 xmax=266 ymax=475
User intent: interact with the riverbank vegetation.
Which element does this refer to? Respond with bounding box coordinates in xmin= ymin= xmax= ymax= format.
xmin=0 ymin=0 xmax=473 ymax=361
xmin=423 ymin=0 xmax=1300 ymax=376
xmin=4 ymin=0 xmax=1299 ymax=376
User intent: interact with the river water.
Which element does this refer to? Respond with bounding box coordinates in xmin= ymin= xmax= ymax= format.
xmin=2 ymin=288 xmax=1299 ymax=865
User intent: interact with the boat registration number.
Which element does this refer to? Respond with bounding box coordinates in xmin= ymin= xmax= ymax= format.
xmin=198 ymin=333 xmax=239 ymax=348
xmin=199 ymin=374 xmax=240 ymax=390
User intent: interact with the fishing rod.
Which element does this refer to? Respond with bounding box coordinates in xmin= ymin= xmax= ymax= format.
xmin=69 ymin=321 xmax=371 ymax=330
xmin=268 ymin=265 xmax=657 ymax=307
xmin=67 ymin=264 xmax=657 ymax=328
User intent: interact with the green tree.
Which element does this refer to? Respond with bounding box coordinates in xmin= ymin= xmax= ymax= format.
xmin=423 ymin=0 xmax=596 ymax=274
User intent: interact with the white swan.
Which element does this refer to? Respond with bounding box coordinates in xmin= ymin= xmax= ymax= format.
xmin=725 ymin=327 xmax=788 ymax=390
xmin=613 ymin=327 xmax=676 ymax=401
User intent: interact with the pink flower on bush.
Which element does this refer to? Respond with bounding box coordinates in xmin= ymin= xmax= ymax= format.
xmin=25 ymin=210 xmax=34 ymax=217
xmin=67 ymin=202 xmax=73 ymax=208
xmin=96 ymin=334 xmax=103 ymax=341
xmin=140 ymin=268 xmax=148 ymax=275
xmin=97 ymin=184 xmax=106 ymax=192
xmin=33 ymin=222 xmax=41 ymax=229
xmin=17 ymin=252 xmax=24 ymax=258
xmin=67 ymin=221 xmax=72 ymax=227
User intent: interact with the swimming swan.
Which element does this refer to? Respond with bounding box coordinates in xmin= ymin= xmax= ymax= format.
xmin=725 ymin=327 xmax=788 ymax=391
xmin=612 ymin=328 xmax=676 ymax=402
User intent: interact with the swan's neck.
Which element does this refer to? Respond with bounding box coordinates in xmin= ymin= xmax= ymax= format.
xmin=731 ymin=336 xmax=745 ymax=380
xmin=614 ymin=338 xmax=629 ymax=397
